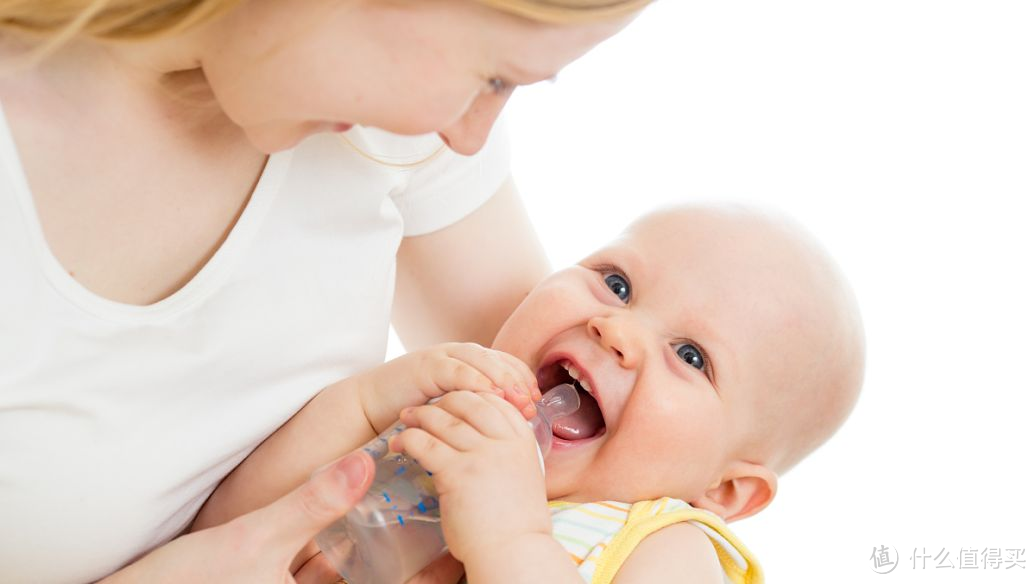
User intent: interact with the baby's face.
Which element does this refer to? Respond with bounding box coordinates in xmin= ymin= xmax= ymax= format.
xmin=493 ymin=208 xmax=839 ymax=506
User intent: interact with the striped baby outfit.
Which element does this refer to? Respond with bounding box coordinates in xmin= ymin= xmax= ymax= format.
xmin=549 ymin=497 xmax=763 ymax=584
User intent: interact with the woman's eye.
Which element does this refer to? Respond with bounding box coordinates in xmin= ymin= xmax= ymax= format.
xmin=487 ymin=77 xmax=514 ymax=95
xmin=675 ymin=343 xmax=705 ymax=371
xmin=603 ymin=273 xmax=631 ymax=303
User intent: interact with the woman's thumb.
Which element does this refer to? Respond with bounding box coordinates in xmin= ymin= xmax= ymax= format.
xmin=253 ymin=450 xmax=375 ymax=549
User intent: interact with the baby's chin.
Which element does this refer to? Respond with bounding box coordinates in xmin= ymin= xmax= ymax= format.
xmin=543 ymin=481 xmax=646 ymax=505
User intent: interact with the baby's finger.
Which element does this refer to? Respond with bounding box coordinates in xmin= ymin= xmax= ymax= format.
xmin=445 ymin=343 xmax=533 ymax=398
xmin=444 ymin=344 xmax=539 ymax=415
xmin=389 ymin=427 xmax=458 ymax=475
xmin=432 ymin=391 xmax=515 ymax=441
xmin=498 ymin=385 xmax=537 ymax=420
xmin=421 ymin=354 xmax=500 ymax=397
xmin=398 ymin=403 xmax=483 ymax=451
xmin=477 ymin=392 xmax=535 ymax=438
xmin=495 ymin=351 xmax=540 ymax=400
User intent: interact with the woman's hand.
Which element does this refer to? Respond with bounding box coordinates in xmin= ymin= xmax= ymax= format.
xmin=359 ymin=342 xmax=540 ymax=431
xmin=101 ymin=451 xmax=375 ymax=584
xmin=391 ymin=391 xmax=553 ymax=566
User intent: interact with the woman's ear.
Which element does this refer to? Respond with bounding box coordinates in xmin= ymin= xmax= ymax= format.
xmin=689 ymin=461 xmax=777 ymax=522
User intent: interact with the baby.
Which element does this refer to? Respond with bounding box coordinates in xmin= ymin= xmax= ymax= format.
xmin=195 ymin=203 xmax=865 ymax=583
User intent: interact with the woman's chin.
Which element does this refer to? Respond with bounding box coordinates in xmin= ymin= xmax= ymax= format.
xmin=243 ymin=123 xmax=317 ymax=154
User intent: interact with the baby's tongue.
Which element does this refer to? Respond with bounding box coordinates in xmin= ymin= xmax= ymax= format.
xmin=552 ymin=392 xmax=604 ymax=440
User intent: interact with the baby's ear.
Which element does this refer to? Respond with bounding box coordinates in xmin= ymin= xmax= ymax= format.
xmin=689 ymin=461 xmax=777 ymax=522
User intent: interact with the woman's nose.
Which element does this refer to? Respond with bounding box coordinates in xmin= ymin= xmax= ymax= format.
xmin=438 ymin=93 xmax=509 ymax=155
xmin=587 ymin=315 xmax=642 ymax=369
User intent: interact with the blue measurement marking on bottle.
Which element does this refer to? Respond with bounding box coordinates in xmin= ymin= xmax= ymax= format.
xmin=397 ymin=515 xmax=405 ymax=526
xmin=417 ymin=501 xmax=427 ymax=513
xmin=382 ymin=491 xmax=391 ymax=503
xmin=395 ymin=466 xmax=406 ymax=476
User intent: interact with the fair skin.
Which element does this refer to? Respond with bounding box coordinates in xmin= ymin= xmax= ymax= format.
xmin=194 ymin=342 xmax=542 ymax=581
xmin=226 ymin=206 xmax=863 ymax=583
xmin=395 ymin=207 xmax=864 ymax=582
xmin=0 ymin=0 xmax=626 ymax=324
xmin=103 ymin=450 xmax=378 ymax=584
xmin=0 ymin=0 xmax=634 ymax=581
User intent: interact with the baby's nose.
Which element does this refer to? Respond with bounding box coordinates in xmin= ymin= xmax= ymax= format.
xmin=587 ymin=316 xmax=641 ymax=369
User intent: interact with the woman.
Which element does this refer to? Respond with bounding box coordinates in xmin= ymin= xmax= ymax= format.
xmin=0 ymin=0 xmax=646 ymax=582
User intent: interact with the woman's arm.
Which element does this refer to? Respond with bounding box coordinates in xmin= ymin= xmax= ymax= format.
xmin=393 ymin=178 xmax=551 ymax=350
xmin=100 ymin=452 xmax=374 ymax=584
xmin=191 ymin=344 xmax=536 ymax=535
xmin=189 ymin=375 xmax=375 ymax=535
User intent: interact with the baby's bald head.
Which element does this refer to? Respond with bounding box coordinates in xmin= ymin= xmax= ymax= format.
xmin=496 ymin=202 xmax=863 ymax=513
xmin=625 ymin=204 xmax=864 ymax=476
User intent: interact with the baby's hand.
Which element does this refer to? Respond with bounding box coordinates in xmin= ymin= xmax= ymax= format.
xmin=362 ymin=343 xmax=540 ymax=429
xmin=391 ymin=391 xmax=552 ymax=565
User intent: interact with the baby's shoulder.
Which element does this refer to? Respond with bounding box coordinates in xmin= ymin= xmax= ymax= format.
xmin=613 ymin=522 xmax=724 ymax=583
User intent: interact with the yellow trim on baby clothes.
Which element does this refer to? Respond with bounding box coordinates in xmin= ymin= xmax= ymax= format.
xmin=590 ymin=499 xmax=764 ymax=584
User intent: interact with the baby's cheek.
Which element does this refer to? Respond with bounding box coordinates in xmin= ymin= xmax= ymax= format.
xmin=501 ymin=285 xmax=580 ymax=338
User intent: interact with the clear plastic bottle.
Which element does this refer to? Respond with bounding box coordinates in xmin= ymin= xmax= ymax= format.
xmin=316 ymin=383 xmax=580 ymax=584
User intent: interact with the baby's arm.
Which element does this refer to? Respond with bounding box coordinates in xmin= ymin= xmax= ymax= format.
xmin=192 ymin=343 xmax=538 ymax=532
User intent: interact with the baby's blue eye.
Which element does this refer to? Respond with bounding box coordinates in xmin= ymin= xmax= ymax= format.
xmin=675 ymin=343 xmax=705 ymax=370
xmin=604 ymin=273 xmax=630 ymax=303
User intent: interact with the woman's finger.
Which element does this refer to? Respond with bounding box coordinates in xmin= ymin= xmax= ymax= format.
xmin=289 ymin=541 xmax=321 ymax=575
xmin=249 ymin=450 xmax=374 ymax=550
xmin=293 ymin=550 xmax=343 ymax=584
xmin=404 ymin=552 xmax=465 ymax=584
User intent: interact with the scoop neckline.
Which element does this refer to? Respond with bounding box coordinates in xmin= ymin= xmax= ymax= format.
xmin=0 ymin=100 xmax=293 ymax=323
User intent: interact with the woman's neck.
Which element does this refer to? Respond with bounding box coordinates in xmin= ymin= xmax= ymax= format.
xmin=1 ymin=18 xmax=232 ymax=132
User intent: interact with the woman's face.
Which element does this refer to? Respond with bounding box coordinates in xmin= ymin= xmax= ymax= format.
xmin=200 ymin=0 xmax=632 ymax=153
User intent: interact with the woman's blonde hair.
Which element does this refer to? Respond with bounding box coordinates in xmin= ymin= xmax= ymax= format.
xmin=0 ymin=0 xmax=652 ymax=45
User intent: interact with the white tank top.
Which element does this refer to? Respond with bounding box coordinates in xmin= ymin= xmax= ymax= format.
xmin=0 ymin=103 xmax=510 ymax=583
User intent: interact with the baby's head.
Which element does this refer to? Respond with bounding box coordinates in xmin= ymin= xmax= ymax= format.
xmin=492 ymin=203 xmax=864 ymax=521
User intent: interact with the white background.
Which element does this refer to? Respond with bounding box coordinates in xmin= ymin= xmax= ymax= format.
xmin=401 ymin=1 xmax=1036 ymax=581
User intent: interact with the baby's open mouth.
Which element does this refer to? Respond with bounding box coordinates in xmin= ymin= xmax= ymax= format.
xmin=537 ymin=359 xmax=606 ymax=442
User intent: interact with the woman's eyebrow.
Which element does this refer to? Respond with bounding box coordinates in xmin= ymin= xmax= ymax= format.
xmin=504 ymin=63 xmax=559 ymax=85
